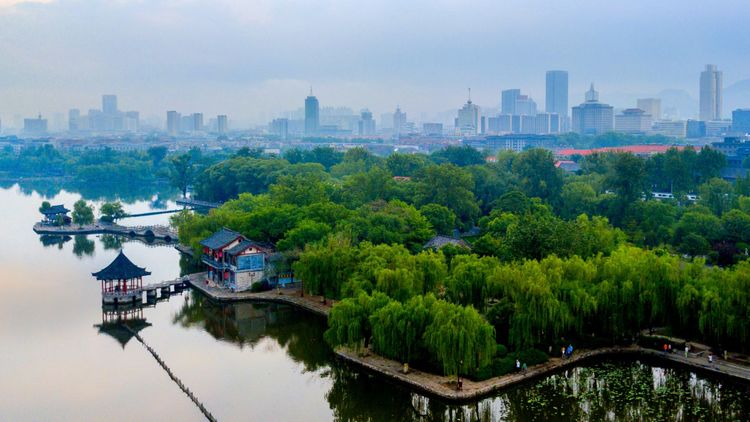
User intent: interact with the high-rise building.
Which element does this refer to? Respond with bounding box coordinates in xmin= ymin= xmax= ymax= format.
xmin=545 ymin=70 xmax=568 ymax=118
xmin=615 ymin=109 xmax=652 ymax=134
xmin=192 ymin=113 xmax=203 ymax=131
xmin=68 ymin=109 xmax=80 ymax=132
xmin=271 ymin=118 xmax=289 ymax=139
xmin=102 ymin=95 xmax=118 ymax=115
xmin=393 ymin=106 xmax=407 ymax=135
xmin=533 ymin=113 xmax=561 ymax=134
xmin=457 ymin=90 xmax=481 ymax=136
xmin=124 ymin=111 xmax=139 ymax=132
xmin=700 ymin=64 xmax=722 ymax=121
xmin=304 ymin=90 xmax=320 ymax=136
xmin=571 ymin=84 xmax=614 ymax=135
xmin=501 ymin=89 xmax=520 ymax=115
xmin=23 ymin=114 xmax=48 ymax=134
xmin=217 ymin=115 xmax=228 ymax=134
xmin=732 ymin=109 xmax=750 ymax=134
xmin=167 ymin=111 xmax=180 ymax=135
xmin=358 ymin=110 xmax=376 ymax=136
xmin=637 ymin=98 xmax=661 ymax=121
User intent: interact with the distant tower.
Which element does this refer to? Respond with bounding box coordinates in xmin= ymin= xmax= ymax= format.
xmin=217 ymin=115 xmax=228 ymax=134
xmin=102 ymin=95 xmax=118 ymax=115
xmin=501 ymin=89 xmax=520 ymax=115
xmin=166 ymin=111 xmax=180 ymax=135
xmin=545 ymin=70 xmax=568 ymax=118
xmin=393 ymin=106 xmax=407 ymax=135
xmin=304 ymin=88 xmax=320 ymax=136
xmin=457 ymin=88 xmax=481 ymax=135
xmin=700 ymin=64 xmax=722 ymax=121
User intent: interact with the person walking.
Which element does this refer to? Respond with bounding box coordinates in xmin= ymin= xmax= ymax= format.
xmin=522 ymin=362 xmax=527 ymax=374
xmin=516 ymin=359 xmax=521 ymax=372
xmin=685 ymin=344 xmax=689 ymax=358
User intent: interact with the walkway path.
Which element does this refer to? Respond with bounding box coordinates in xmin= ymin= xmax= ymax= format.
xmin=33 ymin=222 xmax=177 ymax=241
xmin=181 ymin=271 xmax=750 ymax=402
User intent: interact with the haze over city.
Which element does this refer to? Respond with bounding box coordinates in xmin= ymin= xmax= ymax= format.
xmin=2 ymin=0 xmax=749 ymax=126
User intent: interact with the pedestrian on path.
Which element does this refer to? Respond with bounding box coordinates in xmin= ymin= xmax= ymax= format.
xmin=685 ymin=344 xmax=689 ymax=358
xmin=561 ymin=346 xmax=566 ymax=359
xmin=516 ymin=359 xmax=521 ymax=372
xmin=522 ymin=363 xmax=527 ymax=373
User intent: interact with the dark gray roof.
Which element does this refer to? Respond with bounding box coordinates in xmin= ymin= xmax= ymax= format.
xmin=92 ymin=251 xmax=151 ymax=280
xmin=199 ymin=228 xmax=243 ymax=249
xmin=41 ymin=204 xmax=70 ymax=215
xmin=225 ymin=239 xmax=275 ymax=256
xmin=423 ymin=235 xmax=470 ymax=250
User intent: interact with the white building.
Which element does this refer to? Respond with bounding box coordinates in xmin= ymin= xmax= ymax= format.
xmin=615 ymin=109 xmax=652 ymax=134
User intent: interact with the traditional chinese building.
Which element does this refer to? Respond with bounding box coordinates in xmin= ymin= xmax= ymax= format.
xmin=92 ymin=251 xmax=151 ymax=305
xmin=200 ymin=228 xmax=275 ymax=291
xmin=40 ymin=204 xmax=71 ymax=225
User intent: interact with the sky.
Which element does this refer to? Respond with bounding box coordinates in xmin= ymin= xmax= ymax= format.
xmin=1 ymin=0 xmax=749 ymax=127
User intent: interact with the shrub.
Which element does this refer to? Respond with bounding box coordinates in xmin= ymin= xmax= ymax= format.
xmin=496 ymin=344 xmax=508 ymax=358
xmin=250 ymin=280 xmax=271 ymax=292
xmin=514 ymin=349 xmax=548 ymax=366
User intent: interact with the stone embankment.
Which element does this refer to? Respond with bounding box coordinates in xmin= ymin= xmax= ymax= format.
xmin=183 ymin=271 xmax=750 ymax=401
xmin=33 ymin=222 xmax=177 ymax=241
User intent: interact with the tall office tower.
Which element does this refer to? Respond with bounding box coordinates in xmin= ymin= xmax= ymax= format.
xmin=271 ymin=118 xmax=289 ymax=139
xmin=732 ymin=109 xmax=750 ymax=134
xmin=167 ymin=111 xmax=180 ymax=134
xmin=637 ymin=98 xmax=661 ymax=121
xmin=102 ymin=95 xmax=118 ymax=115
xmin=545 ymin=70 xmax=568 ymax=118
xmin=217 ymin=115 xmax=228 ymax=134
xmin=68 ymin=109 xmax=80 ymax=131
xmin=515 ymin=95 xmax=537 ymax=116
xmin=358 ymin=110 xmax=375 ymax=136
xmin=192 ymin=113 xmax=204 ymax=131
xmin=393 ymin=106 xmax=407 ymax=134
xmin=457 ymin=90 xmax=481 ymax=135
xmin=501 ymin=89 xmax=520 ymax=115
xmin=304 ymin=89 xmax=320 ymax=135
xmin=700 ymin=64 xmax=722 ymax=121
xmin=571 ymin=84 xmax=614 ymax=135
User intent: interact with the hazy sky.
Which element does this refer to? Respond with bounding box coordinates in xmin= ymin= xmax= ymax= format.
xmin=1 ymin=0 xmax=749 ymax=126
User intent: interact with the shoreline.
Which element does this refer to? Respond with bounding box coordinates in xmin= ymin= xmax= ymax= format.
xmin=33 ymin=222 xmax=177 ymax=241
xmin=184 ymin=271 xmax=750 ymax=402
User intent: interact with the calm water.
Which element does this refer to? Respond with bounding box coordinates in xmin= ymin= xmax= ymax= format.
xmin=1 ymin=183 xmax=748 ymax=421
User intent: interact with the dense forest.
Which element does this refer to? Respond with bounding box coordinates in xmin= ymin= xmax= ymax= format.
xmin=171 ymin=142 xmax=750 ymax=380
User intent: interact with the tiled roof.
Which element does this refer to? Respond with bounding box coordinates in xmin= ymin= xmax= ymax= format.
xmin=92 ymin=251 xmax=151 ymax=280
xmin=41 ymin=204 xmax=70 ymax=215
xmin=224 ymin=239 xmax=275 ymax=256
xmin=199 ymin=228 xmax=243 ymax=250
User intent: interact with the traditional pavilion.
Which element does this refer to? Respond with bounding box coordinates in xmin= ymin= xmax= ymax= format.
xmin=40 ymin=204 xmax=71 ymax=225
xmin=200 ymin=228 xmax=275 ymax=292
xmin=92 ymin=251 xmax=151 ymax=305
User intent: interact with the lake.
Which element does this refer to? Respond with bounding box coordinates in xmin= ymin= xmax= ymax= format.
xmin=0 ymin=183 xmax=748 ymax=421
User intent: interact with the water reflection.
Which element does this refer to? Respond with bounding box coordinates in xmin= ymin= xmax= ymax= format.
xmin=95 ymin=305 xmax=152 ymax=349
xmin=173 ymin=292 xmax=331 ymax=373
xmin=72 ymin=235 xmax=95 ymax=257
xmin=171 ymin=291 xmax=750 ymax=422
xmin=39 ymin=234 xmax=71 ymax=248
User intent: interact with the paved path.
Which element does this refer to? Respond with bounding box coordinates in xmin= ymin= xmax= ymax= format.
xmin=181 ymin=271 xmax=750 ymax=401
xmin=33 ymin=222 xmax=177 ymax=241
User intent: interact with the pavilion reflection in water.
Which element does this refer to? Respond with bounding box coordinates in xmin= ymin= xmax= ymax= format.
xmin=94 ymin=304 xmax=152 ymax=348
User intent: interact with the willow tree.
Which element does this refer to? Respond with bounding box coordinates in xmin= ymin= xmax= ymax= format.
xmin=324 ymin=291 xmax=390 ymax=350
xmin=423 ymin=300 xmax=495 ymax=377
xmin=293 ymin=234 xmax=358 ymax=300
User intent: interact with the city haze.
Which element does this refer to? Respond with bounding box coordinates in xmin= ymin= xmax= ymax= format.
xmin=1 ymin=0 xmax=749 ymax=126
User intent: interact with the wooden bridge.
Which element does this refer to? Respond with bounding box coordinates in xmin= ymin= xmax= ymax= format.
xmin=33 ymin=222 xmax=178 ymax=242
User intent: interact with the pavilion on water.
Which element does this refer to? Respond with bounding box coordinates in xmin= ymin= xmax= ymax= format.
xmin=92 ymin=251 xmax=151 ymax=305
xmin=40 ymin=204 xmax=71 ymax=225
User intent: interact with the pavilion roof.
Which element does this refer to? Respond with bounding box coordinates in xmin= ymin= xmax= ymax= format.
xmin=199 ymin=228 xmax=244 ymax=250
xmin=92 ymin=251 xmax=151 ymax=280
xmin=41 ymin=204 xmax=70 ymax=215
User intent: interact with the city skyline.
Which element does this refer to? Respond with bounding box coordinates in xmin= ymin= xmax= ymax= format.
xmin=1 ymin=0 xmax=749 ymax=125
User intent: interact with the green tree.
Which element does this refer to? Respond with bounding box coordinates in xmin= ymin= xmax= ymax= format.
xmin=419 ymin=203 xmax=456 ymax=235
xmin=607 ymin=152 xmax=647 ymax=203
xmin=699 ymin=178 xmax=735 ymax=216
xmin=169 ymin=153 xmax=194 ymax=197
xmin=71 ymin=200 xmax=94 ymax=226
xmin=431 ymin=145 xmax=485 ymax=167
xmin=38 ymin=201 xmax=51 ymax=214
xmin=414 ymin=164 xmax=480 ymax=229
xmin=99 ymin=201 xmax=126 ymax=222
xmin=147 ymin=146 xmax=168 ymax=167
xmin=512 ymin=148 xmax=564 ymax=202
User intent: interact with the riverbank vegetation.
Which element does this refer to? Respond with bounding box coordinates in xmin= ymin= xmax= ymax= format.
xmin=171 ymin=142 xmax=750 ymax=379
